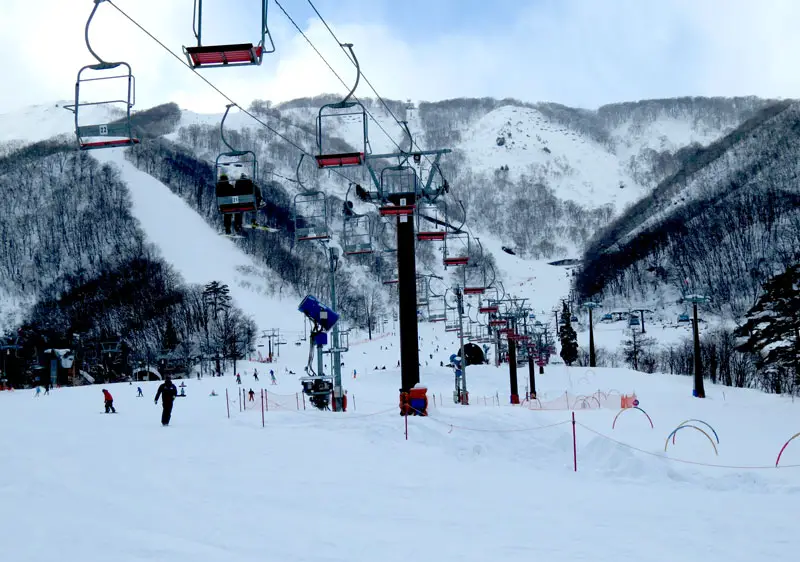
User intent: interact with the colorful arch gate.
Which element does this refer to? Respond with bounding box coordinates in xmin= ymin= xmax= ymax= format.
xmin=776 ymin=432 xmax=800 ymax=467
xmin=673 ymin=419 xmax=719 ymax=445
xmin=664 ymin=424 xmax=718 ymax=456
xmin=612 ymin=406 xmax=654 ymax=429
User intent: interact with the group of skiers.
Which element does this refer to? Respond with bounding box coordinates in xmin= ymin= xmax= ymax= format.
xmin=101 ymin=376 xmax=179 ymax=426
xmin=215 ymin=172 xmax=263 ymax=236
xmin=237 ymin=369 xmax=276 ymax=385
xmin=98 ymin=369 xmax=287 ymax=425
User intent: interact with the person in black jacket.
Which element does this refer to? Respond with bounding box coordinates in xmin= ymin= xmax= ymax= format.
xmin=154 ymin=376 xmax=179 ymax=426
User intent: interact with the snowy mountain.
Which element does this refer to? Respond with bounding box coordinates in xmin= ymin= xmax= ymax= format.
xmin=0 ymin=95 xmax=788 ymax=394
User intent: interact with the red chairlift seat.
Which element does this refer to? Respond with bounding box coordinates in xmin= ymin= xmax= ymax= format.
xmin=444 ymin=256 xmax=469 ymax=267
xmin=315 ymin=152 xmax=364 ymax=169
xmin=185 ymin=43 xmax=264 ymax=68
xmin=380 ymin=205 xmax=415 ymax=216
xmin=489 ymin=319 xmax=507 ymax=326
xmin=479 ymin=305 xmax=499 ymax=314
xmin=464 ymin=287 xmax=486 ymax=295
xmin=383 ymin=279 xmax=398 ymax=285
xmin=417 ymin=231 xmax=447 ymax=241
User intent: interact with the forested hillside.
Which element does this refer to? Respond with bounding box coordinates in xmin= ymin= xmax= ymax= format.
xmin=0 ymin=140 xmax=255 ymax=387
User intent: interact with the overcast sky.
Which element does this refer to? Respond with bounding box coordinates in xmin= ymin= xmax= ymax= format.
xmin=3 ymin=0 xmax=800 ymax=113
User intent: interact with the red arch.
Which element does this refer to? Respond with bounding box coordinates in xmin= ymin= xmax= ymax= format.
xmin=776 ymin=432 xmax=800 ymax=467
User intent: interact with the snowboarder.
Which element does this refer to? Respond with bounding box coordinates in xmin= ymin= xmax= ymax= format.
xmin=137 ymin=386 xmax=143 ymax=397
xmin=270 ymin=369 xmax=277 ymax=385
xmin=102 ymin=389 xmax=116 ymax=413
xmin=209 ymin=389 xmax=218 ymax=397
xmin=154 ymin=376 xmax=178 ymax=426
xmin=248 ymin=389 xmax=255 ymax=402
xmin=253 ymin=369 xmax=259 ymax=382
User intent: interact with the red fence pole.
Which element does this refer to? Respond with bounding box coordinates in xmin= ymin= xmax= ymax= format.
xmin=226 ymin=389 xmax=230 ymax=419
xmin=261 ymin=389 xmax=265 ymax=428
xmin=572 ymin=412 xmax=577 ymax=472
xmin=405 ymin=413 xmax=408 ymax=441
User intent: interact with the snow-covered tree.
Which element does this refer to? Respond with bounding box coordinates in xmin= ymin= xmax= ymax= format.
xmin=735 ymin=264 xmax=800 ymax=394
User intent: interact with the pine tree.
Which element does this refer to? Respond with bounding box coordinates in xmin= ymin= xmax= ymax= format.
xmin=559 ymin=301 xmax=579 ymax=366
xmin=622 ymin=328 xmax=656 ymax=371
xmin=734 ymin=264 xmax=800 ymax=393
xmin=162 ymin=317 xmax=179 ymax=352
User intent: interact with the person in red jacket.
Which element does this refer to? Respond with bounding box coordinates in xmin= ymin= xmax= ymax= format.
xmin=102 ymin=389 xmax=116 ymax=413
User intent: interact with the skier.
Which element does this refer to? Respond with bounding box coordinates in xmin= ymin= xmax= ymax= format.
xmin=137 ymin=386 xmax=143 ymax=397
xmin=253 ymin=369 xmax=259 ymax=382
xmin=236 ymin=373 xmax=242 ymax=385
xmin=248 ymin=389 xmax=255 ymax=402
xmin=216 ymin=174 xmax=241 ymax=236
xmin=270 ymin=369 xmax=277 ymax=385
xmin=34 ymin=386 xmax=41 ymax=398
xmin=154 ymin=376 xmax=178 ymax=426
xmin=102 ymin=389 xmax=116 ymax=413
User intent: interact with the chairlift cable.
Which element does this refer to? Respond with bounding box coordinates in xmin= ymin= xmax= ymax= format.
xmin=272 ymin=0 xmax=405 ymax=156
xmin=302 ymin=0 xmax=483 ymax=246
xmin=105 ymin=1 xmax=354 ymax=187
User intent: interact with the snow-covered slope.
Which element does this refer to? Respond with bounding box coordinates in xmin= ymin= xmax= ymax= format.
xmin=3 ymin=323 xmax=799 ymax=561
xmin=457 ymin=105 xmax=640 ymax=208
xmin=95 ymin=148 xmax=304 ymax=334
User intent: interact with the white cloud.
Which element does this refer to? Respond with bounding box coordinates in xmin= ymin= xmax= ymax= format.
xmin=2 ymin=0 xmax=799 ymax=116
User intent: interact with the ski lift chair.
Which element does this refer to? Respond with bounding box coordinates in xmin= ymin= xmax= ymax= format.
xmin=342 ymin=215 xmax=374 ymax=255
xmin=628 ymin=315 xmax=640 ymax=327
xmin=445 ymin=305 xmax=460 ymax=332
xmin=66 ymin=2 xmax=139 ymax=150
xmin=215 ymin=152 xmax=259 ymax=214
xmin=443 ymin=231 xmax=470 ymax=267
xmin=416 ymin=276 xmax=430 ymax=307
xmin=416 ymin=201 xmax=448 ymax=241
xmin=379 ymin=165 xmax=418 ymax=216
xmin=428 ymin=295 xmax=447 ymax=323
xmin=183 ymin=0 xmax=275 ymax=68
xmin=376 ymin=252 xmax=398 ymax=285
xmin=316 ymin=44 xmax=369 ymax=168
xmin=294 ymin=192 xmax=330 ymax=241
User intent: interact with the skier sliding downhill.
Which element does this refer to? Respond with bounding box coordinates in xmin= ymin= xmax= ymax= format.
xmin=154 ymin=377 xmax=178 ymax=426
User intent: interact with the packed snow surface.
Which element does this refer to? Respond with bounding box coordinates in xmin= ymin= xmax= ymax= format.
xmin=3 ymin=321 xmax=800 ymax=562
